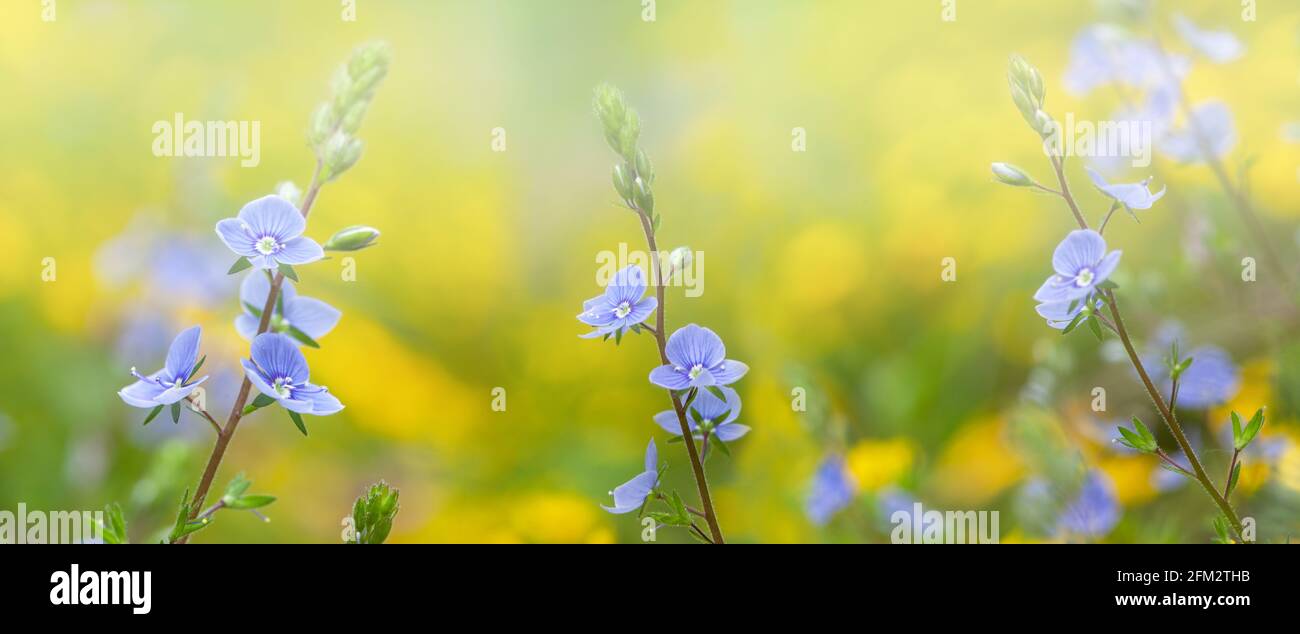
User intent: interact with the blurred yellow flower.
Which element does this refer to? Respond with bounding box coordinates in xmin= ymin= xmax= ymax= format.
xmin=846 ymin=437 xmax=915 ymax=492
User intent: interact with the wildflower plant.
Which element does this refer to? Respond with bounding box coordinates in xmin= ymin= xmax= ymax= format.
xmin=112 ymin=42 xmax=394 ymax=543
xmin=994 ymin=52 xmax=1269 ymax=542
xmin=581 ymin=84 xmax=750 ymax=544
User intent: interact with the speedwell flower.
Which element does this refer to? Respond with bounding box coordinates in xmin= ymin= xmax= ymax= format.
xmin=1033 ymin=230 xmax=1121 ymax=305
xmin=577 ymin=265 xmax=657 ymax=339
xmin=216 ymin=195 xmax=324 ymax=271
xmin=236 ymin=271 xmax=341 ymax=344
xmin=242 ymin=333 xmax=343 ymax=415
xmin=1173 ymin=14 xmax=1244 ymax=64
xmin=119 ymin=326 xmax=209 ymax=408
xmin=1057 ymin=470 xmax=1119 ymax=539
xmin=806 ymin=454 xmax=856 ymax=526
xmin=1160 ymin=101 xmax=1236 ymax=164
xmin=653 ymin=385 xmax=749 ymax=442
xmin=601 ymin=438 xmax=659 ymax=514
xmin=1086 ymin=168 xmax=1166 ymax=210
xmin=1035 ymin=296 xmax=1104 ymax=330
xmin=648 ymin=324 xmax=748 ymax=390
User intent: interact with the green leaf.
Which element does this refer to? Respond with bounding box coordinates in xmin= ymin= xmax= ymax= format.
xmin=288 ymin=410 xmax=308 ymax=436
xmin=1096 ymin=279 xmax=1119 ymax=291
xmin=1131 ymin=416 xmax=1157 ymax=449
xmin=142 ymin=405 xmax=164 ymax=426
xmin=188 ymin=355 xmax=207 ymax=381
xmin=223 ymin=473 xmax=252 ymax=501
xmin=712 ymin=437 xmax=732 ymax=458
xmin=1239 ymin=408 xmax=1265 ymax=450
xmin=286 ymin=325 xmax=321 ymax=349
xmin=1116 ymin=426 xmax=1148 ymax=452
xmin=170 ymin=402 xmax=181 ymax=424
xmin=688 ymin=407 xmax=703 ymax=424
xmin=1061 ymin=310 xmax=1088 ymax=335
xmin=252 ymin=393 xmax=276 ymax=408
xmin=1212 ymin=515 xmax=1231 ymax=544
xmin=669 ymin=491 xmax=689 ymax=521
xmin=279 ymin=263 xmax=299 ymax=282
xmin=666 ymin=435 xmax=685 ymax=444
xmin=227 ymin=256 xmax=253 ymax=275
xmin=243 ymin=301 xmax=264 ymax=319
xmin=1086 ymin=315 xmax=1104 ymax=341
xmin=1231 ymin=411 xmax=1244 ymax=449
xmin=226 ymin=495 xmax=277 ymax=510
xmin=705 ymin=386 xmax=726 ymax=402
xmin=1226 ymin=462 xmax=1242 ymax=497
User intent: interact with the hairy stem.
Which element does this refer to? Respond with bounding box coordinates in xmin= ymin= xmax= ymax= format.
xmin=179 ymin=162 xmax=324 ymax=543
xmin=1046 ymin=155 xmax=1245 ymax=540
xmin=1103 ymin=290 xmax=1243 ymax=539
xmin=633 ymin=208 xmax=725 ymax=544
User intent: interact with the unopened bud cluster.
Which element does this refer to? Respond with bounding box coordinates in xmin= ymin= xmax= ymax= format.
xmin=310 ymin=41 xmax=392 ymax=182
xmin=594 ymin=84 xmax=660 ymax=230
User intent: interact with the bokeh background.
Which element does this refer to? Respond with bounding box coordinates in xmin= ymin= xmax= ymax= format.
xmin=2 ymin=0 xmax=1299 ymax=543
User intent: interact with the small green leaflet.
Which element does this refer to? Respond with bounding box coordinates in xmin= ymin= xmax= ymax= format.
xmin=279 ymin=263 xmax=299 ymax=282
xmin=288 ymin=410 xmax=308 ymax=436
xmin=142 ymin=405 xmax=164 ymax=426
xmin=227 ymin=256 xmax=253 ymax=275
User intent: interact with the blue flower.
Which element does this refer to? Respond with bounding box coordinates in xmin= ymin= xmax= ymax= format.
xmin=1173 ymin=14 xmax=1244 ymax=64
xmin=577 ymin=265 xmax=657 ymax=339
xmin=1035 ymin=296 xmax=1103 ymax=330
xmin=1086 ymin=168 xmax=1166 ymax=210
xmin=1160 ymin=101 xmax=1236 ymax=164
xmin=242 ymin=333 xmax=343 ymax=415
xmin=236 ymin=271 xmax=341 ymax=344
xmin=601 ymin=438 xmax=659 ymax=514
xmin=648 ymin=324 xmax=749 ymax=390
xmin=1063 ymin=26 xmax=1187 ymax=96
xmin=1057 ymin=470 xmax=1119 ymax=539
xmin=653 ymin=386 xmax=749 ymax=442
xmin=216 ymin=195 xmax=324 ymax=271
xmin=806 ymin=454 xmax=856 ymax=526
xmin=1033 ymin=230 xmax=1122 ymax=304
xmin=118 ymin=326 xmax=209 ymax=408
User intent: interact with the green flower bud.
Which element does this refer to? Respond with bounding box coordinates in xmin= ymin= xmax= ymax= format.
xmin=1009 ymin=82 xmax=1038 ymax=128
xmin=339 ymin=100 xmax=371 ymax=135
xmin=351 ymin=481 xmax=400 ymax=544
xmin=632 ymin=176 xmax=654 ymax=214
xmin=990 ymin=163 xmax=1035 ymax=187
xmin=617 ymin=109 xmax=640 ymax=162
xmin=274 ymin=181 xmax=302 ymax=207
xmin=324 ymin=225 xmax=381 ymax=251
xmin=322 ymin=132 xmax=364 ymax=181
xmin=309 ymin=103 xmax=336 ymax=148
xmin=634 ymin=148 xmax=654 ymax=184
xmin=668 ymin=246 xmax=693 ymax=274
xmin=612 ymin=163 xmax=634 ymax=201
xmin=348 ymin=41 xmax=393 ymax=82
xmin=1008 ymin=54 xmax=1045 ymax=108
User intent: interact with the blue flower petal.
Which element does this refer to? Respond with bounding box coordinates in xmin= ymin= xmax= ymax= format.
xmin=237 ymin=195 xmax=305 ymax=243
xmin=649 ymin=364 xmax=692 ymax=390
xmin=276 ymin=236 xmax=325 ymax=266
xmin=285 ymin=297 xmax=342 ymax=340
xmin=250 ymin=333 xmax=310 ymax=385
xmin=164 ymin=326 xmax=202 ymax=382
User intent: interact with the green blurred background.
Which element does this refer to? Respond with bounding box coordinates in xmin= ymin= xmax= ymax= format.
xmin=1 ymin=0 xmax=1299 ymax=543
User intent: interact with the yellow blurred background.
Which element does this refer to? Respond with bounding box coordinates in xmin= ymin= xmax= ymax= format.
xmin=1 ymin=0 xmax=1298 ymax=543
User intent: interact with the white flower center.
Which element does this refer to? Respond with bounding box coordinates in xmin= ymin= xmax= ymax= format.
xmin=256 ymin=236 xmax=281 ymax=255
xmin=614 ymin=301 xmax=632 ymax=319
xmin=688 ymin=364 xmax=704 ymax=380
xmin=272 ymin=377 xmax=294 ymax=399
xmin=1074 ymin=267 xmax=1094 ymax=287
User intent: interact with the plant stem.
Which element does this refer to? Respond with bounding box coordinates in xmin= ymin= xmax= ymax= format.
xmin=184 ymin=395 xmax=223 ymax=435
xmin=1045 ymin=154 xmax=1245 ymax=541
xmin=632 ymin=208 xmax=725 ymax=544
xmin=179 ymin=162 xmax=324 ymax=543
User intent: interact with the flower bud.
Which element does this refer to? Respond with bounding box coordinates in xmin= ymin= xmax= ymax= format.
xmin=668 ymin=246 xmax=693 ymax=274
xmin=990 ymin=163 xmax=1035 ymax=187
xmin=324 ymin=225 xmax=381 ymax=251
xmin=274 ymin=181 xmax=302 ymax=206
xmin=1008 ymin=54 xmax=1045 ymax=109
xmin=351 ymin=481 xmax=400 ymax=544
xmin=632 ymin=176 xmax=654 ymax=214
xmin=612 ymin=163 xmax=634 ymax=201
xmin=322 ymin=132 xmax=363 ymax=176
xmin=634 ymin=148 xmax=654 ymax=184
